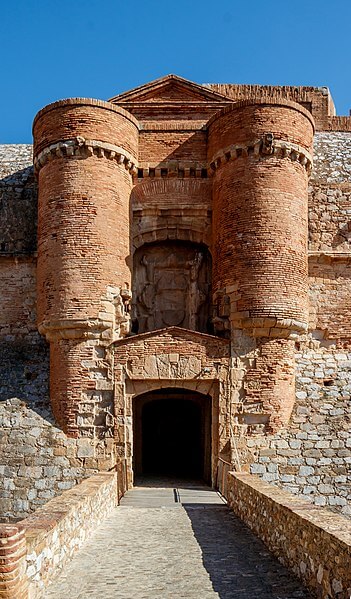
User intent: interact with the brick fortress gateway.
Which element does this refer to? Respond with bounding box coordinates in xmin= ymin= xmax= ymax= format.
xmin=1 ymin=75 xmax=350 ymax=519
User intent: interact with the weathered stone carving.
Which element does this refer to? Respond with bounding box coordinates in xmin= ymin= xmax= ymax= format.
xmin=114 ymin=286 xmax=132 ymax=338
xmin=133 ymin=242 xmax=211 ymax=333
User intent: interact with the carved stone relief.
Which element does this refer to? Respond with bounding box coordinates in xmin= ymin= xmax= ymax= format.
xmin=132 ymin=242 xmax=211 ymax=334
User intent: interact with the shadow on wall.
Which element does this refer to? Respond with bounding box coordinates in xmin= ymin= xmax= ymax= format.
xmin=0 ymin=337 xmax=52 ymax=423
xmin=182 ymin=505 xmax=311 ymax=599
xmin=0 ymin=163 xmax=51 ymax=421
xmin=0 ymin=166 xmax=37 ymax=255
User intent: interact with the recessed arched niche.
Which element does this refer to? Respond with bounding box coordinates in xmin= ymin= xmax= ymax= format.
xmin=132 ymin=240 xmax=212 ymax=334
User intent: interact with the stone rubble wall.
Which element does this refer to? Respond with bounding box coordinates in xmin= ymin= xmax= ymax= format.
xmin=0 ymin=399 xmax=105 ymax=522
xmin=312 ymin=132 xmax=351 ymax=186
xmin=0 ymin=145 xmax=36 ymax=255
xmin=227 ymin=472 xmax=351 ymax=599
xmin=247 ymin=341 xmax=351 ymax=517
xmin=308 ymin=131 xmax=351 ymax=304
xmin=0 ymin=473 xmax=117 ymax=599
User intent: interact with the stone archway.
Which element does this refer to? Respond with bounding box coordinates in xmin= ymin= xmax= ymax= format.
xmin=133 ymin=388 xmax=212 ymax=482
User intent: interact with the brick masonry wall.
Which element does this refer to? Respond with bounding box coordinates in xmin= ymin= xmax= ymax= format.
xmin=131 ymin=178 xmax=212 ymax=256
xmin=139 ymin=128 xmax=207 ymax=166
xmin=241 ymin=337 xmax=296 ymax=432
xmin=227 ymin=472 xmax=351 ymax=599
xmin=33 ymin=100 xmax=138 ymax=443
xmin=0 ymin=525 xmax=27 ymax=598
xmin=209 ymin=101 xmax=313 ymax=335
xmin=0 ymin=258 xmax=37 ymax=340
xmin=309 ymin=257 xmax=351 ymax=340
xmin=35 ymin=149 xmax=134 ymax=327
xmin=206 ymin=83 xmax=335 ymax=130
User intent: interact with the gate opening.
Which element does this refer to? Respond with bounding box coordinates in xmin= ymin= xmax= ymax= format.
xmin=133 ymin=389 xmax=211 ymax=482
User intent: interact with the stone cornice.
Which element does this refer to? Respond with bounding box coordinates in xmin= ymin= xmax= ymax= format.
xmin=38 ymin=318 xmax=112 ymax=341
xmin=112 ymin=325 xmax=230 ymax=347
xmin=209 ymin=135 xmax=313 ymax=175
xmin=33 ymin=135 xmax=313 ymax=179
xmin=308 ymin=251 xmax=351 ymax=262
xmin=33 ymin=137 xmax=138 ymax=175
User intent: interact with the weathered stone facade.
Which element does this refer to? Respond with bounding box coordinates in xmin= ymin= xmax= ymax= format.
xmin=227 ymin=472 xmax=351 ymax=599
xmin=0 ymin=75 xmax=350 ymax=521
xmin=0 ymin=473 xmax=118 ymax=598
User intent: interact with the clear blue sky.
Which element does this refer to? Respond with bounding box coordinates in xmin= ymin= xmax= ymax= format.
xmin=2 ymin=0 xmax=351 ymax=143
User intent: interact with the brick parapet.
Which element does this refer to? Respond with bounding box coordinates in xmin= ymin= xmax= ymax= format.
xmin=207 ymin=98 xmax=315 ymax=133
xmin=0 ymin=526 xmax=27 ymax=599
xmin=326 ymin=116 xmax=351 ymax=131
xmin=206 ymin=83 xmax=333 ymax=130
xmin=33 ymin=98 xmax=139 ymax=157
xmin=227 ymin=472 xmax=351 ymax=599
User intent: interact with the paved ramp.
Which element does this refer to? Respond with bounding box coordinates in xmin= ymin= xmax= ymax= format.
xmin=46 ymin=480 xmax=311 ymax=598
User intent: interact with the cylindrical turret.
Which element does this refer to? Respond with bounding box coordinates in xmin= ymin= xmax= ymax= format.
xmin=33 ymin=98 xmax=139 ymax=434
xmin=208 ymin=100 xmax=314 ymax=337
xmin=34 ymin=98 xmax=139 ymax=334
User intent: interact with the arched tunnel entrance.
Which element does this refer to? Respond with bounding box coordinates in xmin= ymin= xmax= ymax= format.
xmin=133 ymin=389 xmax=212 ymax=482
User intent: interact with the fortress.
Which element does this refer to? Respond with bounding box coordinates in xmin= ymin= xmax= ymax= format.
xmin=1 ymin=75 xmax=350 ymax=522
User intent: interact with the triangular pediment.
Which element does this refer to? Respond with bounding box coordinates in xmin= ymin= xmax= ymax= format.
xmin=113 ymin=326 xmax=229 ymax=348
xmin=109 ymin=74 xmax=231 ymax=105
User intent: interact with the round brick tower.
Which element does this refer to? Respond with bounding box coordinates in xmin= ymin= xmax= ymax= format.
xmin=33 ymin=99 xmax=139 ymax=435
xmin=208 ymin=100 xmax=314 ymax=432
xmin=208 ymin=99 xmax=314 ymax=338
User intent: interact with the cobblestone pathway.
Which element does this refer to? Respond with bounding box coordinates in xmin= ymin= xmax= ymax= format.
xmin=46 ymin=480 xmax=311 ymax=599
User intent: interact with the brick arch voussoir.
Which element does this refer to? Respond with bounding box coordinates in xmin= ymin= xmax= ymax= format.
xmin=132 ymin=228 xmax=209 ymax=251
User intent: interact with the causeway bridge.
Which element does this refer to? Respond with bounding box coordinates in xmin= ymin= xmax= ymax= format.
xmin=1 ymin=472 xmax=349 ymax=599
xmin=45 ymin=480 xmax=310 ymax=599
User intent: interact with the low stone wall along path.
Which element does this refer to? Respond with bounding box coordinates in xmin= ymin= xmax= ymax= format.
xmin=45 ymin=479 xmax=311 ymax=599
